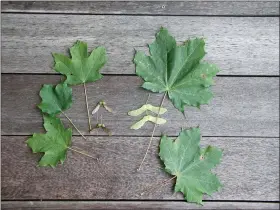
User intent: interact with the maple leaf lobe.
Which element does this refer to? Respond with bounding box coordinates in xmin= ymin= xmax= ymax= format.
xmin=38 ymin=83 xmax=72 ymax=115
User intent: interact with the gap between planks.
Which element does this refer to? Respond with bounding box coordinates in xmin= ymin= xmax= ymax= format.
xmin=1 ymin=14 xmax=279 ymax=75
xmin=1 ymin=136 xmax=279 ymax=200
xmin=1 ymin=201 xmax=280 ymax=210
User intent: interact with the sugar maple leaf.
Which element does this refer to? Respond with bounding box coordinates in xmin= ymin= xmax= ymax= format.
xmin=38 ymin=83 xmax=72 ymax=115
xmin=27 ymin=115 xmax=72 ymax=167
xmin=53 ymin=41 xmax=107 ymax=85
xmin=159 ymin=128 xmax=222 ymax=204
xmin=134 ymin=27 xmax=219 ymax=112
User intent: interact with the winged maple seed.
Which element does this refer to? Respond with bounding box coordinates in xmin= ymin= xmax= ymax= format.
xmin=92 ymin=100 xmax=114 ymax=115
xmin=130 ymin=115 xmax=166 ymax=130
xmin=128 ymin=96 xmax=168 ymax=130
xmin=90 ymin=123 xmax=112 ymax=136
xmin=128 ymin=104 xmax=167 ymax=116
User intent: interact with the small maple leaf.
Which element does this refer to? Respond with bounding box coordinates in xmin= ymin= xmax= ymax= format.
xmin=27 ymin=115 xmax=72 ymax=167
xmin=38 ymin=83 xmax=72 ymax=115
xmin=52 ymin=41 xmax=107 ymax=85
xmin=159 ymin=128 xmax=222 ymax=204
xmin=134 ymin=27 xmax=220 ymax=112
xmin=52 ymin=40 xmax=107 ymax=132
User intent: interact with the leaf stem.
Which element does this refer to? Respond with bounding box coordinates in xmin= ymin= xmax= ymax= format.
xmin=137 ymin=92 xmax=167 ymax=171
xmin=83 ymin=82 xmax=92 ymax=132
xmin=68 ymin=146 xmax=97 ymax=160
xmin=61 ymin=111 xmax=87 ymax=140
xmin=140 ymin=175 xmax=176 ymax=196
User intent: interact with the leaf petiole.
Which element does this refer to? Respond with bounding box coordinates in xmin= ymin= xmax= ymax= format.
xmin=83 ymin=82 xmax=92 ymax=132
xmin=61 ymin=111 xmax=87 ymax=140
xmin=67 ymin=146 xmax=97 ymax=160
xmin=140 ymin=175 xmax=176 ymax=196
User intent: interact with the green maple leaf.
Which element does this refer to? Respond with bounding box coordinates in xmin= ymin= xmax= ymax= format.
xmin=134 ymin=27 xmax=219 ymax=112
xmin=159 ymin=128 xmax=222 ymax=204
xmin=53 ymin=41 xmax=107 ymax=85
xmin=38 ymin=83 xmax=72 ymax=115
xmin=27 ymin=115 xmax=72 ymax=167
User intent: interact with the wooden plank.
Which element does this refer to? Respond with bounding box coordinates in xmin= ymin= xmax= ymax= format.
xmin=1 ymin=1 xmax=279 ymax=16
xmin=2 ymin=201 xmax=280 ymax=210
xmin=1 ymin=136 xmax=279 ymax=200
xmin=1 ymin=14 xmax=279 ymax=75
xmin=2 ymin=75 xmax=279 ymax=137
xmin=1 ymin=75 xmax=279 ymax=137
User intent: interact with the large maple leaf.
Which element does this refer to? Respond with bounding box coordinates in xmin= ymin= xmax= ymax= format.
xmin=27 ymin=115 xmax=72 ymax=167
xmin=134 ymin=27 xmax=219 ymax=112
xmin=159 ymin=128 xmax=222 ymax=204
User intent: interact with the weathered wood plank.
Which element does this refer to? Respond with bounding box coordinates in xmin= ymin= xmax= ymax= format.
xmin=2 ymin=201 xmax=280 ymax=210
xmin=1 ymin=136 xmax=279 ymax=200
xmin=1 ymin=75 xmax=279 ymax=137
xmin=2 ymin=1 xmax=279 ymax=16
xmin=1 ymin=14 xmax=279 ymax=75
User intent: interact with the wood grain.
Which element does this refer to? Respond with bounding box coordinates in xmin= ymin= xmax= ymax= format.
xmin=1 ymin=75 xmax=279 ymax=137
xmin=1 ymin=136 xmax=279 ymax=200
xmin=2 ymin=1 xmax=279 ymax=16
xmin=1 ymin=14 xmax=279 ymax=75
xmin=2 ymin=201 xmax=280 ymax=210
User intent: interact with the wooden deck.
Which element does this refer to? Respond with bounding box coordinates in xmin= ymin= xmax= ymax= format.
xmin=1 ymin=1 xmax=279 ymax=209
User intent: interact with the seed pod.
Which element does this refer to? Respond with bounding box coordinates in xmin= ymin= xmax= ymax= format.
xmin=92 ymin=104 xmax=100 ymax=115
xmin=91 ymin=123 xmax=112 ymax=136
xmin=146 ymin=104 xmax=167 ymax=115
xmin=130 ymin=115 xmax=167 ymax=130
xmin=104 ymin=104 xmax=113 ymax=113
xmin=128 ymin=104 xmax=167 ymax=116
xmin=147 ymin=115 xmax=167 ymax=125
xmin=130 ymin=116 xmax=149 ymax=129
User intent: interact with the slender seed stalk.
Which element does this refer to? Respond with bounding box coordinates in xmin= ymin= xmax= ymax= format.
xmin=137 ymin=92 xmax=167 ymax=171
xmin=140 ymin=175 xmax=176 ymax=196
xmin=61 ymin=111 xmax=87 ymax=140
xmin=68 ymin=147 xmax=97 ymax=160
xmin=83 ymin=82 xmax=92 ymax=132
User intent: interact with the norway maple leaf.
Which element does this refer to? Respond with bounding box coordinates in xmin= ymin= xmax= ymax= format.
xmin=27 ymin=115 xmax=72 ymax=167
xmin=159 ymin=128 xmax=222 ymax=204
xmin=53 ymin=41 xmax=107 ymax=131
xmin=38 ymin=83 xmax=72 ymax=115
xmin=134 ymin=27 xmax=219 ymax=112
xmin=53 ymin=40 xmax=107 ymax=85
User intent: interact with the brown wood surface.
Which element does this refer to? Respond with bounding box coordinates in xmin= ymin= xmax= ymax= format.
xmin=2 ymin=201 xmax=280 ymax=210
xmin=1 ymin=75 xmax=279 ymax=137
xmin=1 ymin=136 xmax=279 ymax=200
xmin=1 ymin=1 xmax=279 ymax=209
xmin=1 ymin=14 xmax=279 ymax=75
xmin=2 ymin=1 xmax=279 ymax=16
